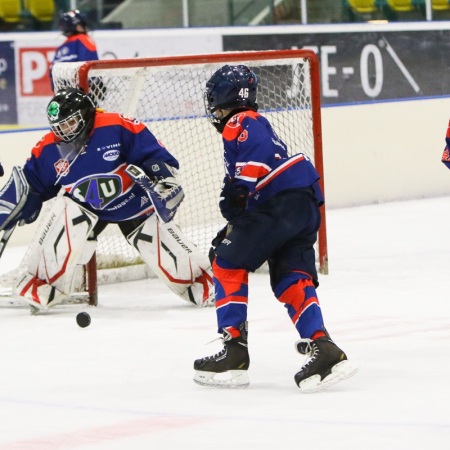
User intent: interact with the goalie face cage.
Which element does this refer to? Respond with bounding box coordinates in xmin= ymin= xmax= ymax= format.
xmin=24 ymin=50 xmax=327 ymax=305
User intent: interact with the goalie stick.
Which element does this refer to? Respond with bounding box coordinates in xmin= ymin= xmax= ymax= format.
xmin=0 ymin=224 xmax=16 ymax=260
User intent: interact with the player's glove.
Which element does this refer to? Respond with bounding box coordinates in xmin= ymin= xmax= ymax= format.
xmin=212 ymin=225 xmax=228 ymax=248
xmin=209 ymin=225 xmax=231 ymax=264
xmin=219 ymin=180 xmax=249 ymax=221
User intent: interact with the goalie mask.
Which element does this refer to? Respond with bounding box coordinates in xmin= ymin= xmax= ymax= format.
xmin=47 ymin=88 xmax=96 ymax=158
xmin=204 ymin=65 xmax=258 ymax=130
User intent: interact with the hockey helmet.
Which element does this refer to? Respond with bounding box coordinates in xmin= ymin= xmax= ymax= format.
xmin=204 ymin=64 xmax=258 ymax=125
xmin=47 ymin=88 xmax=96 ymax=149
xmin=59 ymin=10 xmax=88 ymax=36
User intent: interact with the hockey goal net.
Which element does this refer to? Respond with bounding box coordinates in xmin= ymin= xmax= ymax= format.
xmin=0 ymin=49 xmax=328 ymax=305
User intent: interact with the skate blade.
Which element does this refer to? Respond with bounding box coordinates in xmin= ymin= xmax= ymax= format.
xmin=298 ymin=360 xmax=358 ymax=393
xmin=193 ymin=369 xmax=250 ymax=388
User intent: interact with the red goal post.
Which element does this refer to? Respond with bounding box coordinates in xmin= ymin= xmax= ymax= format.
xmin=51 ymin=49 xmax=328 ymax=303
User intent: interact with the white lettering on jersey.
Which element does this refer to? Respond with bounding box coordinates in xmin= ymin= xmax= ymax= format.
xmin=100 ymin=180 xmax=117 ymax=197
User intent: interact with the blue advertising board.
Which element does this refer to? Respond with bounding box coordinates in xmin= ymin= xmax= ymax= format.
xmin=0 ymin=41 xmax=18 ymax=124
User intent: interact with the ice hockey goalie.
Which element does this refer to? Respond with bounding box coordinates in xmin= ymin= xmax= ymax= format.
xmin=0 ymin=87 xmax=214 ymax=312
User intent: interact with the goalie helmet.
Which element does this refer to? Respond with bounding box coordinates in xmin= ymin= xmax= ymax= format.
xmin=204 ymin=65 xmax=258 ymax=127
xmin=47 ymin=88 xmax=96 ymax=151
xmin=59 ymin=10 xmax=88 ymax=37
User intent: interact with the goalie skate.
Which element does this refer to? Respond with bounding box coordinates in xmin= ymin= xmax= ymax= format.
xmin=14 ymin=273 xmax=76 ymax=314
xmin=28 ymin=302 xmax=48 ymax=315
xmin=294 ymin=337 xmax=358 ymax=393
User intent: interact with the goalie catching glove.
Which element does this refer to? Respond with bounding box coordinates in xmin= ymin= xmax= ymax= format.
xmin=126 ymin=161 xmax=184 ymax=223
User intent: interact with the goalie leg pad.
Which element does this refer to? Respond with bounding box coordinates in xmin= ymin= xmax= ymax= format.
xmin=127 ymin=214 xmax=214 ymax=307
xmin=15 ymin=196 xmax=98 ymax=309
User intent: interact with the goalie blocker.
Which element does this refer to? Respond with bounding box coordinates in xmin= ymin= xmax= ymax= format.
xmin=0 ymin=166 xmax=34 ymax=231
xmin=0 ymin=166 xmax=43 ymax=259
xmin=13 ymin=195 xmax=214 ymax=311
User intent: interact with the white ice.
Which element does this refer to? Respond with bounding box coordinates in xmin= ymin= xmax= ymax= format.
xmin=0 ymin=196 xmax=449 ymax=450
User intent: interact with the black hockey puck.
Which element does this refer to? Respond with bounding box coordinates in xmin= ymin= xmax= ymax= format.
xmin=76 ymin=312 xmax=91 ymax=328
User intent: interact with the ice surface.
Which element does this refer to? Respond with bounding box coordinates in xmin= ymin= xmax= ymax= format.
xmin=0 ymin=196 xmax=449 ymax=449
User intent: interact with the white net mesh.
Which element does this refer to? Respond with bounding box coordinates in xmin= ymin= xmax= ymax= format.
xmin=1 ymin=51 xmax=324 ymax=297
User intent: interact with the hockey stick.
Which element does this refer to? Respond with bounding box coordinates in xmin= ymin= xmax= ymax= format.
xmin=0 ymin=224 xmax=16 ymax=260
xmin=125 ymin=164 xmax=184 ymax=223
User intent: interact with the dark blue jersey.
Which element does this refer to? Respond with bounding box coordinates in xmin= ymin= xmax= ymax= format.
xmin=53 ymin=34 xmax=98 ymax=64
xmin=50 ymin=34 xmax=99 ymax=90
xmin=23 ymin=112 xmax=179 ymax=222
xmin=221 ymin=110 xmax=324 ymax=209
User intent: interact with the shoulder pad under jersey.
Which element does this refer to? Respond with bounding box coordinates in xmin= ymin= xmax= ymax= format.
xmin=31 ymin=132 xmax=57 ymax=158
xmin=223 ymin=110 xmax=260 ymax=141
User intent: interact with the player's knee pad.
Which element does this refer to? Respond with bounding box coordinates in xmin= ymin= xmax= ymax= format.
xmin=274 ymin=276 xmax=316 ymax=308
xmin=212 ymin=257 xmax=249 ymax=306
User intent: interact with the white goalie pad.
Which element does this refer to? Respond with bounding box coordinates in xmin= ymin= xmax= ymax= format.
xmin=14 ymin=196 xmax=98 ymax=310
xmin=127 ymin=214 xmax=215 ymax=307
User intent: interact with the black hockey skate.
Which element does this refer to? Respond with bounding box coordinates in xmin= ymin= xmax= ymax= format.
xmin=294 ymin=337 xmax=357 ymax=393
xmin=193 ymin=322 xmax=250 ymax=388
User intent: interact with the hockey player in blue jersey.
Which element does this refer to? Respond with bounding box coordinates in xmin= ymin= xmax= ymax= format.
xmin=50 ymin=10 xmax=99 ymax=91
xmin=193 ymin=65 xmax=357 ymax=392
xmin=0 ymin=87 xmax=213 ymax=311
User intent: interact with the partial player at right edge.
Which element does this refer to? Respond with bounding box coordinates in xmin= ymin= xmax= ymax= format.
xmin=193 ymin=65 xmax=358 ymax=392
